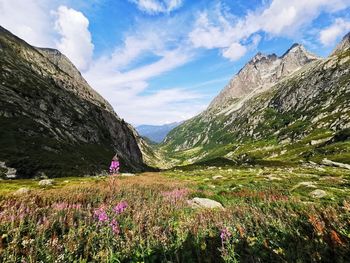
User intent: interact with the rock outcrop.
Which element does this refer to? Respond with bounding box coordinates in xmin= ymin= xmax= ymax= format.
xmin=0 ymin=26 xmax=149 ymax=178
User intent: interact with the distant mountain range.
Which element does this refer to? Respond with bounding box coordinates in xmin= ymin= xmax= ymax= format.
xmin=160 ymin=33 xmax=350 ymax=167
xmin=136 ymin=122 xmax=181 ymax=143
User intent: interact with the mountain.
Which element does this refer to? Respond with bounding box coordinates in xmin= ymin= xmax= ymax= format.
xmin=161 ymin=34 xmax=350 ymax=166
xmin=0 ymin=26 xmax=149 ymax=178
xmin=136 ymin=122 xmax=181 ymax=143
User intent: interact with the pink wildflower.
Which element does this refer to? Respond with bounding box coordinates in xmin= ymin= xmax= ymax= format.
xmin=220 ymin=227 xmax=232 ymax=242
xmin=110 ymin=219 xmax=120 ymax=235
xmin=114 ymin=201 xmax=128 ymax=214
xmin=162 ymin=189 xmax=188 ymax=202
xmin=94 ymin=207 xmax=108 ymax=223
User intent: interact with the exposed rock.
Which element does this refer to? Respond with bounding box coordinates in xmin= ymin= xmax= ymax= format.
xmin=322 ymin=159 xmax=350 ymax=170
xmin=0 ymin=161 xmax=17 ymax=178
xmin=161 ymin=32 xmax=350 ymax=166
xmin=293 ymin=182 xmax=317 ymax=190
xmin=310 ymin=189 xmax=327 ymax=198
xmin=0 ymin=26 xmax=148 ymax=178
xmin=264 ymin=174 xmax=282 ymax=181
xmin=331 ymin=32 xmax=350 ymax=56
xmin=310 ymin=137 xmax=333 ymax=145
xmin=212 ymin=175 xmax=224 ymax=180
xmin=14 ymin=188 xmax=30 ymax=195
xmin=38 ymin=179 xmax=54 ymax=186
xmin=187 ymin=197 xmax=223 ymax=209
xmin=120 ymin=173 xmax=136 ymax=177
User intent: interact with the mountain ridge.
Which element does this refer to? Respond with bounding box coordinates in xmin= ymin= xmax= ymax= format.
xmin=0 ymin=25 xmax=150 ymax=178
xmin=161 ymin=34 xmax=350 ymax=167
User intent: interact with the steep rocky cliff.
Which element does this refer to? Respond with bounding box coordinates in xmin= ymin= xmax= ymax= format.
xmin=162 ymin=34 xmax=350 ymax=166
xmin=0 ymin=26 xmax=148 ymax=178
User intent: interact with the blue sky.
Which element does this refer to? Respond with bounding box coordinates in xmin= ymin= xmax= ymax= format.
xmin=1 ymin=0 xmax=350 ymax=125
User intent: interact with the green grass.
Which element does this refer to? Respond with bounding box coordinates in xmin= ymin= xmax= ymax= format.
xmin=1 ymin=165 xmax=350 ymax=262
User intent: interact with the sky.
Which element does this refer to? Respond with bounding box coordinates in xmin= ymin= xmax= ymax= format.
xmin=0 ymin=0 xmax=350 ymax=125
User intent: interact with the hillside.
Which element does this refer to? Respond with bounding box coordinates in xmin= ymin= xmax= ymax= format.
xmin=161 ymin=34 xmax=350 ymax=167
xmin=0 ymin=26 xmax=149 ymax=178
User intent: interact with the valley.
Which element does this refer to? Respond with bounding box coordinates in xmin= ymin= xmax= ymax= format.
xmin=0 ymin=24 xmax=349 ymax=262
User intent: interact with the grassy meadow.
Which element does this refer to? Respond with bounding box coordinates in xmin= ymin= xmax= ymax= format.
xmin=1 ymin=164 xmax=350 ymax=262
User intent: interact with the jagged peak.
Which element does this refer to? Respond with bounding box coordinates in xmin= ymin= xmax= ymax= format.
xmin=331 ymin=31 xmax=350 ymax=56
xmin=281 ymin=43 xmax=303 ymax=57
xmin=249 ymin=52 xmax=278 ymax=65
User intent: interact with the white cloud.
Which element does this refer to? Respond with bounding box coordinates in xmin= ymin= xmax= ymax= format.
xmin=319 ymin=18 xmax=350 ymax=46
xmin=189 ymin=0 xmax=350 ymax=60
xmin=54 ymin=6 xmax=94 ymax=72
xmin=222 ymin=42 xmax=247 ymax=61
xmin=0 ymin=0 xmax=55 ymax=47
xmin=129 ymin=0 xmax=183 ymax=14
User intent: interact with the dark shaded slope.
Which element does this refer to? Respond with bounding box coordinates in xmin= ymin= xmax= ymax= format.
xmin=0 ymin=26 xmax=148 ymax=178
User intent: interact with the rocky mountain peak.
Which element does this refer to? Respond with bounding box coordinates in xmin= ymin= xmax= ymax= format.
xmin=331 ymin=31 xmax=350 ymax=56
xmin=208 ymin=43 xmax=319 ymax=112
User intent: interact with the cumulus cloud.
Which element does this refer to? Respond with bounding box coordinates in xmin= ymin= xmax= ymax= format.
xmin=0 ymin=0 xmax=55 ymax=47
xmin=54 ymin=6 xmax=94 ymax=72
xmin=129 ymin=0 xmax=183 ymax=14
xmin=319 ymin=18 xmax=350 ymax=46
xmin=189 ymin=0 xmax=350 ymax=60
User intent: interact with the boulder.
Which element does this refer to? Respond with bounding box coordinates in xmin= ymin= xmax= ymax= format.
xmin=212 ymin=175 xmax=224 ymax=180
xmin=187 ymin=197 xmax=223 ymax=209
xmin=310 ymin=189 xmax=327 ymax=198
xmin=14 ymin=187 xmax=30 ymax=195
xmin=38 ymin=179 xmax=54 ymax=186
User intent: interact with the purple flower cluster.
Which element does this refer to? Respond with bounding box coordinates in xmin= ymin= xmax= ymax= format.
xmin=220 ymin=227 xmax=232 ymax=242
xmin=110 ymin=219 xmax=120 ymax=235
xmin=94 ymin=207 xmax=109 ymax=223
xmin=114 ymin=201 xmax=128 ymax=214
xmin=162 ymin=189 xmax=188 ymax=202
xmin=93 ymin=201 xmax=128 ymax=235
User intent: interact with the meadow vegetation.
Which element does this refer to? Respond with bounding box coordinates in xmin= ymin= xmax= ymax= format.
xmin=1 ymin=164 xmax=350 ymax=262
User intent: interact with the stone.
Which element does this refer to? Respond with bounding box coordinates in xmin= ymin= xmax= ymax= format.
xmin=310 ymin=189 xmax=327 ymax=198
xmin=14 ymin=188 xmax=30 ymax=195
xmin=212 ymin=175 xmax=224 ymax=180
xmin=293 ymin=181 xmax=317 ymax=190
xmin=187 ymin=198 xmax=224 ymax=209
xmin=38 ymin=179 xmax=54 ymax=186
xmin=120 ymin=173 xmax=136 ymax=177
xmin=322 ymin=159 xmax=350 ymax=170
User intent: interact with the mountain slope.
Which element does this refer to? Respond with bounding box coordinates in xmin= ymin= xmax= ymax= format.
xmin=136 ymin=122 xmax=181 ymax=143
xmin=162 ymin=35 xmax=350 ymax=166
xmin=0 ymin=26 xmax=149 ymax=178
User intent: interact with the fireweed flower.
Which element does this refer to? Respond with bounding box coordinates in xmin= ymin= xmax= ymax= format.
xmin=94 ymin=207 xmax=108 ymax=223
xmin=220 ymin=227 xmax=232 ymax=242
xmin=110 ymin=219 xmax=120 ymax=235
xmin=114 ymin=201 xmax=128 ymax=214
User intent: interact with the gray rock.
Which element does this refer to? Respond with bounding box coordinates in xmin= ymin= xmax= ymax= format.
xmin=187 ymin=197 xmax=223 ymax=209
xmin=38 ymin=179 xmax=54 ymax=186
xmin=212 ymin=175 xmax=224 ymax=180
xmin=322 ymin=159 xmax=350 ymax=170
xmin=14 ymin=188 xmax=30 ymax=195
xmin=120 ymin=173 xmax=136 ymax=177
xmin=310 ymin=189 xmax=327 ymax=198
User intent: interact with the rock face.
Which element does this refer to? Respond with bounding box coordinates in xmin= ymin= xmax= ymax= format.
xmin=0 ymin=26 xmax=148 ymax=178
xmin=162 ymin=33 xmax=350 ymax=166
xmin=208 ymin=44 xmax=319 ymax=113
